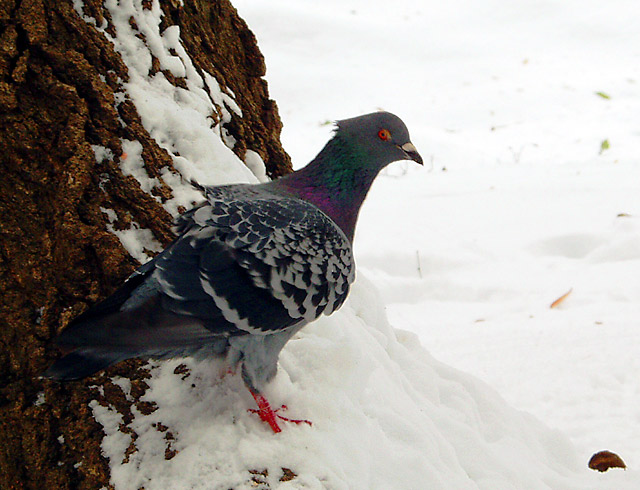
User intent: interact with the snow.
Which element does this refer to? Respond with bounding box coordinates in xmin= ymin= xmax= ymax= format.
xmin=120 ymin=139 xmax=161 ymax=195
xmin=71 ymin=0 xmax=640 ymax=488
xmin=101 ymin=202 xmax=163 ymax=264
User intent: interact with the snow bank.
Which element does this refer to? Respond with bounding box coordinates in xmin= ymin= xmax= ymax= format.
xmin=95 ymin=276 xmax=584 ymax=490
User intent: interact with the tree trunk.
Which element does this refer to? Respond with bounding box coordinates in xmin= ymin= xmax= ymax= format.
xmin=0 ymin=1 xmax=290 ymax=488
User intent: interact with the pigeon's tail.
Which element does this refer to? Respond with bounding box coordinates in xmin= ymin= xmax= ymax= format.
xmin=43 ymin=348 xmax=129 ymax=381
xmin=44 ymin=295 xmax=230 ymax=381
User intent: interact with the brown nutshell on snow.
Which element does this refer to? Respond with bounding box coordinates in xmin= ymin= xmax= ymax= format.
xmin=588 ymin=450 xmax=626 ymax=472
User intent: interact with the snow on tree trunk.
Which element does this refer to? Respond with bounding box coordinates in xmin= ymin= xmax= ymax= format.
xmin=0 ymin=1 xmax=289 ymax=488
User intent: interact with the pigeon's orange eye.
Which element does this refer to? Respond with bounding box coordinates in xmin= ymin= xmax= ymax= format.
xmin=378 ymin=129 xmax=391 ymax=141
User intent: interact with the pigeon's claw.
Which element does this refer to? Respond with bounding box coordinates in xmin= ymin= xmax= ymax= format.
xmin=248 ymin=391 xmax=312 ymax=433
xmin=249 ymin=391 xmax=282 ymax=433
xmin=271 ymin=404 xmax=313 ymax=427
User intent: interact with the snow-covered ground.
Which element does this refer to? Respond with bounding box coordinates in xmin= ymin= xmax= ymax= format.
xmin=71 ymin=0 xmax=640 ymax=488
xmin=235 ymin=0 xmax=640 ymax=483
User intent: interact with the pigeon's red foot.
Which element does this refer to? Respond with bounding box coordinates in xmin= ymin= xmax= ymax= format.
xmin=248 ymin=391 xmax=312 ymax=433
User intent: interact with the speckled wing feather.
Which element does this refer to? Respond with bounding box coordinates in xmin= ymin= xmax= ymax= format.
xmin=155 ymin=185 xmax=355 ymax=335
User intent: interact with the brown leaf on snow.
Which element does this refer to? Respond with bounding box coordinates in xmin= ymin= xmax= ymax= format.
xmin=550 ymin=288 xmax=573 ymax=309
xmin=588 ymin=450 xmax=626 ymax=472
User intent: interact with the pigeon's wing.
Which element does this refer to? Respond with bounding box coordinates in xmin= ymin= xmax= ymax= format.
xmin=155 ymin=189 xmax=355 ymax=335
xmin=153 ymin=221 xmax=297 ymax=335
xmin=212 ymin=195 xmax=356 ymax=331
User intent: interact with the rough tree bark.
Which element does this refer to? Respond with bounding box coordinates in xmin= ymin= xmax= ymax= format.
xmin=0 ymin=1 xmax=290 ymax=488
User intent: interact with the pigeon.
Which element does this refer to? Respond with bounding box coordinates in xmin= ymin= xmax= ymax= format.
xmin=44 ymin=111 xmax=423 ymax=432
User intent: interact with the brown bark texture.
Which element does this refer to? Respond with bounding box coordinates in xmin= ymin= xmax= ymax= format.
xmin=0 ymin=0 xmax=290 ymax=488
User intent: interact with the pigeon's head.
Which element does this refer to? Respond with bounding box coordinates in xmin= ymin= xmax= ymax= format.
xmin=335 ymin=111 xmax=423 ymax=169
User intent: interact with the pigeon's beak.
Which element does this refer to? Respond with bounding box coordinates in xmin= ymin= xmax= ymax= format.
xmin=399 ymin=142 xmax=423 ymax=165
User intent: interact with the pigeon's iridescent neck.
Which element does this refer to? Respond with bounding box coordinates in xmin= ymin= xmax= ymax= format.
xmin=274 ymin=136 xmax=379 ymax=242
